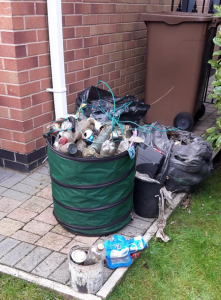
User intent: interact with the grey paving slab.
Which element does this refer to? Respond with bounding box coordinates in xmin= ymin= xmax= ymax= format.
xmin=129 ymin=218 xmax=153 ymax=231
xmin=0 ymin=173 xmax=27 ymax=188
xmin=0 ymin=242 xmax=35 ymax=267
xmin=37 ymin=166 xmax=49 ymax=175
xmin=0 ymin=197 xmax=21 ymax=213
xmin=49 ymin=259 xmax=70 ymax=284
xmin=11 ymin=183 xmax=40 ymax=196
xmin=21 ymin=177 xmax=48 ymax=189
xmin=32 ymin=251 xmax=66 ymax=278
xmin=16 ymin=247 xmax=52 ymax=272
xmin=29 ymin=172 xmax=51 ymax=183
xmin=0 ymin=186 xmax=7 ymax=195
xmin=0 ymin=211 xmax=7 ymax=220
xmin=132 ymin=212 xmax=155 ymax=223
xmin=20 ymin=196 xmax=52 ymax=213
xmin=0 ymin=169 xmax=14 ymax=182
xmin=0 ymin=238 xmax=20 ymax=259
xmin=116 ymin=224 xmax=146 ymax=237
xmin=0 ymin=234 xmax=5 ymax=242
xmin=1 ymin=189 xmax=30 ymax=202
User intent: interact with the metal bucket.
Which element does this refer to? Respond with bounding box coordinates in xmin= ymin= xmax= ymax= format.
xmin=68 ymin=245 xmax=104 ymax=294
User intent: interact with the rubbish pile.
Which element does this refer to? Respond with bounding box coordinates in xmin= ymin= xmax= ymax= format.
xmin=137 ymin=122 xmax=213 ymax=193
xmin=68 ymin=235 xmax=147 ymax=294
xmin=45 ymin=83 xmax=150 ymax=159
xmin=48 ymin=117 xmax=135 ymax=158
xmin=44 ymin=81 xmax=213 ymax=295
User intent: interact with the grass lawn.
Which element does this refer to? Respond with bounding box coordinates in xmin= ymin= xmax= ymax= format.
xmin=0 ymin=169 xmax=221 ymax=300
xmin=108 ymin=169 xmax=221 ymax=300
xmin=0 ymin=272 xmax=63 ymax=300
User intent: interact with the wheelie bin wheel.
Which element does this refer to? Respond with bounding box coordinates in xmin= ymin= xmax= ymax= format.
xmin=194 ymin=103 xmax=206 ymax=120
xmin=173 ymin=112 xmax=194 ymax=131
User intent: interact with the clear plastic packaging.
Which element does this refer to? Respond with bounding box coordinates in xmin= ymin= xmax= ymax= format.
xmin=127 ymin=236 xmax=147 ymax=253
xmin=100 ymin=140 xmax=115 ymax=157
xmin=103 ymin=235 xmax=132 ymax=269
xmin=117 ymin=140 xmax=130 ymax=154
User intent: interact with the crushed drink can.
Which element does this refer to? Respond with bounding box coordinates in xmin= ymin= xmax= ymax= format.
xmin=83 ymin=129 xmax=94 ymax=145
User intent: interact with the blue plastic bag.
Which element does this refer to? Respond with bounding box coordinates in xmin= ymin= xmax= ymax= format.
xmin=103 ymin=235 xmax=132 ymax=269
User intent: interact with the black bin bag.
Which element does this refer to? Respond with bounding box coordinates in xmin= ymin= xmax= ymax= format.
xmin=75 ymin=86 xmax=150 ymax=123
xmin=138 ymin=122 xmax=213 ymax=193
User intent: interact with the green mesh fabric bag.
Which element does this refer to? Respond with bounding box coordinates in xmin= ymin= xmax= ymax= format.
xmin=47 ymin=140 xmax=135 ymax=236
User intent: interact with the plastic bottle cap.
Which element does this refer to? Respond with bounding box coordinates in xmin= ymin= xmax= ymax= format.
xmin=97 ymin=243 xmax=104 ymax=251
xmin=59 ymin=136 xmax=68 ymax=145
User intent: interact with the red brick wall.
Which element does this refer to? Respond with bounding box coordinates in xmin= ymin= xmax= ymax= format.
xmin=0 ymin=0 xmax=183 ymax=156
xmin=0 ymin=1 xmax=52 ymax=155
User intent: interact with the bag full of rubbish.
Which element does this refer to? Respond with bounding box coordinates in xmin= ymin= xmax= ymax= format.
xmin=138 ymin=122 xmax=213 ymax=192
xmin=103 ymin=235 xmax=132 ymax=269
xmin=75 ymin=86 xmax=150 ymax=123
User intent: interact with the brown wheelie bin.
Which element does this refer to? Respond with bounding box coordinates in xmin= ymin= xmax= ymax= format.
xmin=140 ymin=12 xmax=221 ymax=131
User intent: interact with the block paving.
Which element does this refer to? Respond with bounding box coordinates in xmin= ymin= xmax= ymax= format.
xmin=0 ymin=103 xmax=217 ymax=295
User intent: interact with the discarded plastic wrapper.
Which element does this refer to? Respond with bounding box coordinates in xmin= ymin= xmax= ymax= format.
xmin=117 ymin=140 xmax=130 ymax=154
xmin=103 ymin=235 xmax=132 ymax=269
xmin=135 ymin=171 xmax=160 ymax=183
xmin=100 ymin=140 xmax=115 ymax=157
xmin=127 ymin=236 xmax=147 ymax=253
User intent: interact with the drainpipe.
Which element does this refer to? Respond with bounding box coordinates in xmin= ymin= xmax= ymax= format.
xmin=46 ymin=0 xmax=67 ymax=118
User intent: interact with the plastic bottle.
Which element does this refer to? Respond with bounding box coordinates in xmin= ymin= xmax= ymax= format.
xmin=84 ymin=243 xmax=106 ymax=265
xmin=59 ymin=131 xmax=75 ymax=145
xmin=74 ymin=118 xmax=94 ymax=141
xmin=76 ymin=139 xmax=87 ymax=152
xmin=90 ymin=127 xmax=111 ymax=153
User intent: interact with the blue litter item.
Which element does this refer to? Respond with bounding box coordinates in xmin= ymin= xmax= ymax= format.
xmin=127 ymin=235 xmax=147 ymax=253
xmin=103 ymin=235 xmax=132 ymax=269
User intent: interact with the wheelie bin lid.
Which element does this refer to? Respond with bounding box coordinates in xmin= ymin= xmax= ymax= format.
xmin=140 ymin=12 xmax=218 ymax=25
